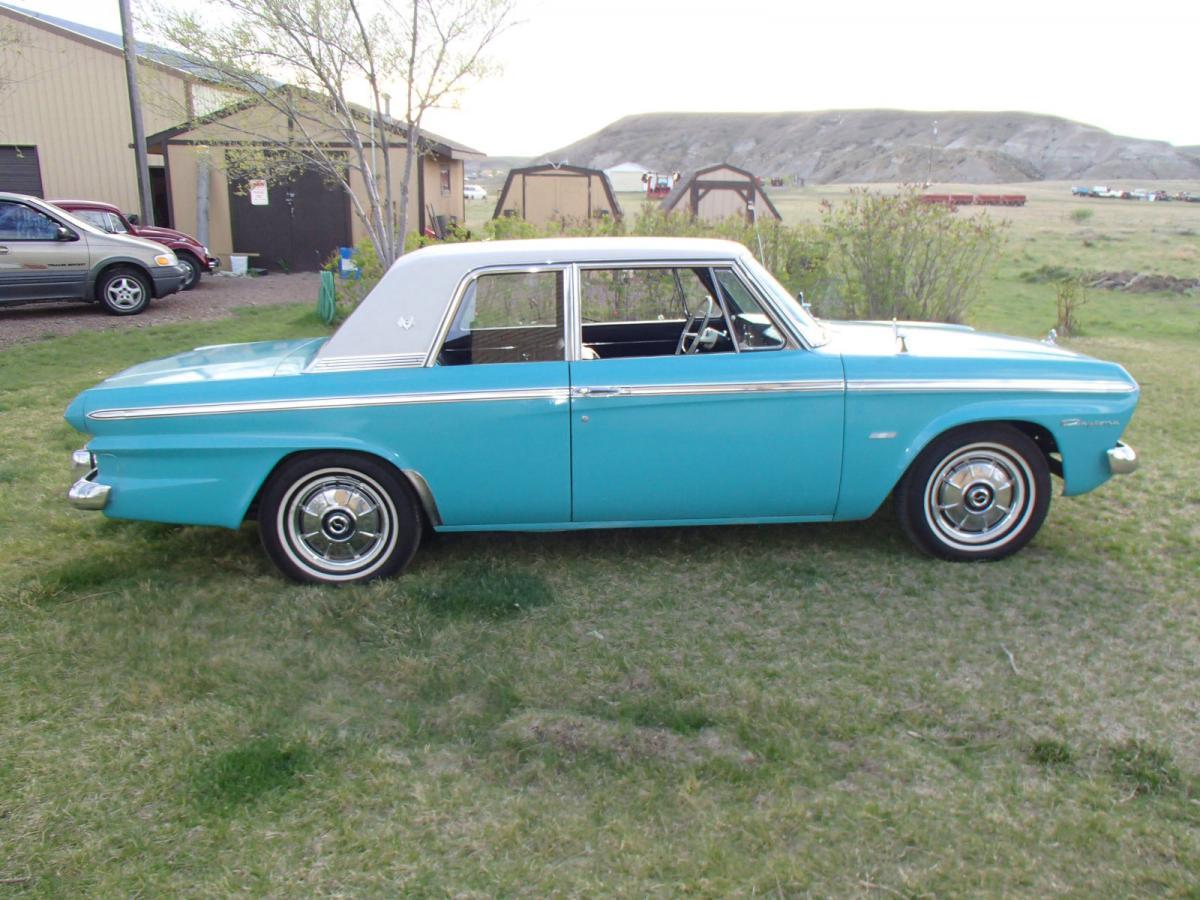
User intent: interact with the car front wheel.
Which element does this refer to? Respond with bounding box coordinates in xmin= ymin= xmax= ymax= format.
xmin=895 ymin=424 xmax=1051 ymax=561
xmin=97 ymin=267 xmax=151 ymax=315
xmin=177 ymin=253 xmax=202 ymax=290
xmin=259 ymin=453 xmax=422 ymax=584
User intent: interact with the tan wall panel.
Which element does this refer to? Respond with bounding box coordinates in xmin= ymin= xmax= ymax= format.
xmin=524 ymin=174 xmax=590 ymax=225
xmin=164 ymin=145 xmax=232 ymax=263
xmin=697 ymin=187 xmax=747 ymax=222
xmin=0 ymin=11 xmax=191 ymax=210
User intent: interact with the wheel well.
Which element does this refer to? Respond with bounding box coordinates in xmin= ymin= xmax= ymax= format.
xmin=244 ymin=449 xmax=441 ymax=526
xmin=92 ymin=262 xmax=151 ymax=300
xmin=910 ymin=420 xmax=1062 ymax=480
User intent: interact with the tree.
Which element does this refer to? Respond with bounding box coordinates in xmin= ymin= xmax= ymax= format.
xmin=820 ymin=188 xmax=1007 ymax=323
xmin=151 ymin=0 xmax=513 ymax=266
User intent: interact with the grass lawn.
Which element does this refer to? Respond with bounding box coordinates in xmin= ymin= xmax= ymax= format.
xmin=1 ymin=193 xmax=1198 ymax=895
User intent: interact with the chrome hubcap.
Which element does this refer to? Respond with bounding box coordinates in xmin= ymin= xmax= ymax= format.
xmin=106 ymin=277 xmax=144 ymax=310
xmin=924 ymin=442 xmax=1035 ymax=550
xmin=281 ymin=469 xmax=395 ymax=576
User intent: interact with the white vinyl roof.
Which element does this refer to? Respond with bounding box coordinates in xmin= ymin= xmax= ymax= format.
xmin=313 ymin=237 xmax=754 ymax=368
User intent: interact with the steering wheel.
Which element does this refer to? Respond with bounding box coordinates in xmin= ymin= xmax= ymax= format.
xmin=675 ymin=296 xmax=716 ymax=355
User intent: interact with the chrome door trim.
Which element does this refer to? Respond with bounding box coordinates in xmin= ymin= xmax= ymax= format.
xmin=308 ymin=352 xmax=427 ymax=372
xmin=87 ymin=387 xmax=572 ymax=421
xmin=846 ymin=378 xmax=1137 ymax=395
xmin=569 ymin=380 xmax=843 ymax=400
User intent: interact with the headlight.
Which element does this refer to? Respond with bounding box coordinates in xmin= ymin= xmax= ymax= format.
xmin=154 ymin=253 xmax=176 ymax=266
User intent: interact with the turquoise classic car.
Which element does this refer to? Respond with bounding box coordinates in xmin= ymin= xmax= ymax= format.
xmin=65 ymin=238 xmax=1139 ymax=584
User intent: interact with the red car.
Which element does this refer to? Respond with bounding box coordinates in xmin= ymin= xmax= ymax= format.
xmin=49 ymin=199 xmax=219 ymax=290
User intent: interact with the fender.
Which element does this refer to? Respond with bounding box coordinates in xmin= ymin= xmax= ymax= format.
xmin=834 ymin=392 xmax=1138 ymax=521
xmin=87 ymin=256 xmax=156 ymax=296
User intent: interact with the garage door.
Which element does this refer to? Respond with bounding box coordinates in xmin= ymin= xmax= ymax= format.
xmin=228 ymin=166 xmax=352 ymax=272
xmin=0 ymin=146 xmax=44 ymax=197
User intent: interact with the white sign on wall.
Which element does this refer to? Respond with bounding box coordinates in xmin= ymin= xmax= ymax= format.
xmin=249 ymin=179 xmax=269 ymax=206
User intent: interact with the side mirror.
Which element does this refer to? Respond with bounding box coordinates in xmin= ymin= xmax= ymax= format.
xmin=126 ymin=213 xmax=139 ymax=225
xmin=56 ymin=225 xmax=77 ymax=241
xmin=796 ymin=290 xmax=812 ymax=312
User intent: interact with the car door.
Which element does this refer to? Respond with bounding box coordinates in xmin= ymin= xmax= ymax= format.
xmin=417 ymin=265 xmax=573 ymax=527
xmin=0 ymin=199 xmax=90 ymax=302
xmin=569 ymin=263 xmax=844 ymax=523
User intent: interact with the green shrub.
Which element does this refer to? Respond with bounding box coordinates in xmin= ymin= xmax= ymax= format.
xmin=1070 ymin=208 xmax=1094 ymax=224
xmin=820 ymin=187 xmax=1007 ymax=323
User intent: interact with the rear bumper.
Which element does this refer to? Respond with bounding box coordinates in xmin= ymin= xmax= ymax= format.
xmin=150 ymin=265 xmax=188 ymax=297
xmin=1107 ymin=441 xmax=1138 ymax=475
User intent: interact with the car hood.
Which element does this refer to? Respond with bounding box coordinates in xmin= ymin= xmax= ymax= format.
xmin=823 ymin=320 xmax=1086 ymax=361
xmin=95 ymin=338 xmax=327 ymax=387
xmin=135 ymin=224 xmax=199 ymax=246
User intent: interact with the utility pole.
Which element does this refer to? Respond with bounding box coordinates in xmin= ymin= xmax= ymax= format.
xmin=926 ymin=119 xmax=938 ymax=188
xmin=119 ymin=0 xmax=154 ymax=225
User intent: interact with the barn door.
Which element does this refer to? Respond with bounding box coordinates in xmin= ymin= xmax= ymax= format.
xmin=228 ymin=165 xmax=351 ymax=272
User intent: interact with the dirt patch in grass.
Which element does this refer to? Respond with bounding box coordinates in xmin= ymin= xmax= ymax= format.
xmin=499 ymin=710 xmax=756 ymax=769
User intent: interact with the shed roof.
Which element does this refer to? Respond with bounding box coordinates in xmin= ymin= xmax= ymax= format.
xmin=661 ymin=162 xmax=781 ymax=220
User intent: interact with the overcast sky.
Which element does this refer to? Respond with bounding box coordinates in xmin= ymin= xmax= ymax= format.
xmin=19 ymin=0 xmax=1200 ymax=155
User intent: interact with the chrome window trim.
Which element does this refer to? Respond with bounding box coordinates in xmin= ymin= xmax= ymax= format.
xmin=846 ymin=378 xmax=1137 ymax=395
xmin=734 ymin=258 xmax=821 ymax=349
xmin=424 ymin=263 xmax=572 ymax=368
xmin=87 ymin=387 xmax=571 ymax=421
xmin=308 ymin=352 xmax=427 ymax=372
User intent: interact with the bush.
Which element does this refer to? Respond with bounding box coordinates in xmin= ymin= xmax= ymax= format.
xmin=1054 ymin=276 xmax=1089 ymax=337
xmin=1070 ymin=208 xmax=1094 ymax=224
xmin=820 ymin=187 xmax=1007 ymax=323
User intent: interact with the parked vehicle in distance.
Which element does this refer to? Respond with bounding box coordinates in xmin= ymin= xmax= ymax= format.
xmin=463 ymin=184 xmax=487 ymax=200
xmin=65 ymin=238 xmax=1140 ymax=584
xmin=51 ymin=199 xmax=218 ymax=291
xmin=1 ymin=191 xmax=187 ymax=314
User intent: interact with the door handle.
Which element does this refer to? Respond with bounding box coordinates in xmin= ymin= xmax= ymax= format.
xmin=571 ymin=386 xmax=628 ymax=398
xmin=0 ymin=246 xmax=9 ymax=254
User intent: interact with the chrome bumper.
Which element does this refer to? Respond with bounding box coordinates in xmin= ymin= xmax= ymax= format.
xmin=1107 ymin=441 xmax=1138 ymax=475
xmin=68 ymin=448 xmax=110 ymax=510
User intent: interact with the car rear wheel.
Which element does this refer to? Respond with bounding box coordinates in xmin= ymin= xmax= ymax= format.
xmin=97 ymin=267 xmax=151 ymax=315
xmin=259 ymin=453 xmax=422 ymax=584
xmin=177 ymin=253 xmax=202 ymax=290
xmin=895 ymin=424 xmax=1051 ymax=561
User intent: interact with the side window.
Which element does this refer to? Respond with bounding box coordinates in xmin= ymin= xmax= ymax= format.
xmin=714 ymin=269 xmax=787 ymax=351
xmin=0 ymin=201 xmax=60 ymax=240
xmin=106 ymin=212 xmax=129 ymax=234
xmin=579 ymin=266 xmax=733 ymax=359
xmin=438 ymin=270 xmax=564 ymax=365
xmin=72 ymin=209 xmax=112 ymax=232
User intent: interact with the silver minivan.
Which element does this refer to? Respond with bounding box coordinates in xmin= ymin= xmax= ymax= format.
xmin=0 ymin=192 xmax=188 ymax=315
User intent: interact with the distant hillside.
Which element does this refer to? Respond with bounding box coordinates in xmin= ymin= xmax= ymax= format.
xmin=543 ymin=111 xmax=1200 ymax=184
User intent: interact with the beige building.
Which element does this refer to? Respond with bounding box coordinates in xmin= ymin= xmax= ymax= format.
xmin=0 ymin=3 xmax=482 ymax=270
xmin=661 ymin=163 xmax=781 ymax=223
xmin=493 ymin=164 xmax=622 ymax=227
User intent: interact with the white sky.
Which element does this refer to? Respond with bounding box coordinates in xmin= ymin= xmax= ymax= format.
xmin=17 ymin=0 xmax=1200 ymax=155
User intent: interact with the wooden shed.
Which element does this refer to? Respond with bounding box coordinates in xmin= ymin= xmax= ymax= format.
xmin=660 ymin=163 xmax=781 ymax=223
xmin=493 ymin=164 xmax=622 ymax=226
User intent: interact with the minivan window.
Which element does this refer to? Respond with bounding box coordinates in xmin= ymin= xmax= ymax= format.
xmin=0 ymin=201 xmax=60 ymax=240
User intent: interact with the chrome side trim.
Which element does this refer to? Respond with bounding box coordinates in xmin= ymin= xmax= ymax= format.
xmin=401 ymin=469 xmax=443 ymax=526
xmin=847 ymin=378 xmax=1137 ymax=395
xmin=88 ymin=387 xmax=571 ymax=421
xmin=1107 ymin=441 xmax=1138 ymax=475
xmin=570 ymin=380 xmax=843 ymax=399
xmin=307 ymin=352 xmax=426 ymax=372
xmin=68 ymin=471 xmax=110 ymax=510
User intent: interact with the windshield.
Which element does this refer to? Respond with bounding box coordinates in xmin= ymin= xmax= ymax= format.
xmin=737 ymin=254 xmax=828 ymax=347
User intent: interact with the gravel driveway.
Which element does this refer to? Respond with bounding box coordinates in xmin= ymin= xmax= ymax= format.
xmin=0 ymin=271 xmax=322 ymax=351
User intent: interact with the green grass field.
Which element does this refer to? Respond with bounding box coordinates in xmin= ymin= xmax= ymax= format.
xmin=1 ymin=189 xmax=1198 ymax=895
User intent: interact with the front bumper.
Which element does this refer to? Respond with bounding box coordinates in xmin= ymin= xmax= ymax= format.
xmin=1107 ymin=441 xmax=1138 ymax=475
xmin=68 ymin=449 xmax=110 ymax=510
xmin=205 ymin=255 xmax=220 ymax=273
xmin=150 ymin=264 xmax=188 ymax=297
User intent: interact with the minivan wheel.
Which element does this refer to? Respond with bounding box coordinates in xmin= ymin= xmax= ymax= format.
xmin=97 ymin=267 xmax=151 ymax=315
xmin=895 ymin=424 xmax=1051 ymax=561
xmin=259 ymin=453 xmax=422 ymax=584
xmin=177 ymin=253 xmax=202 ymax=290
